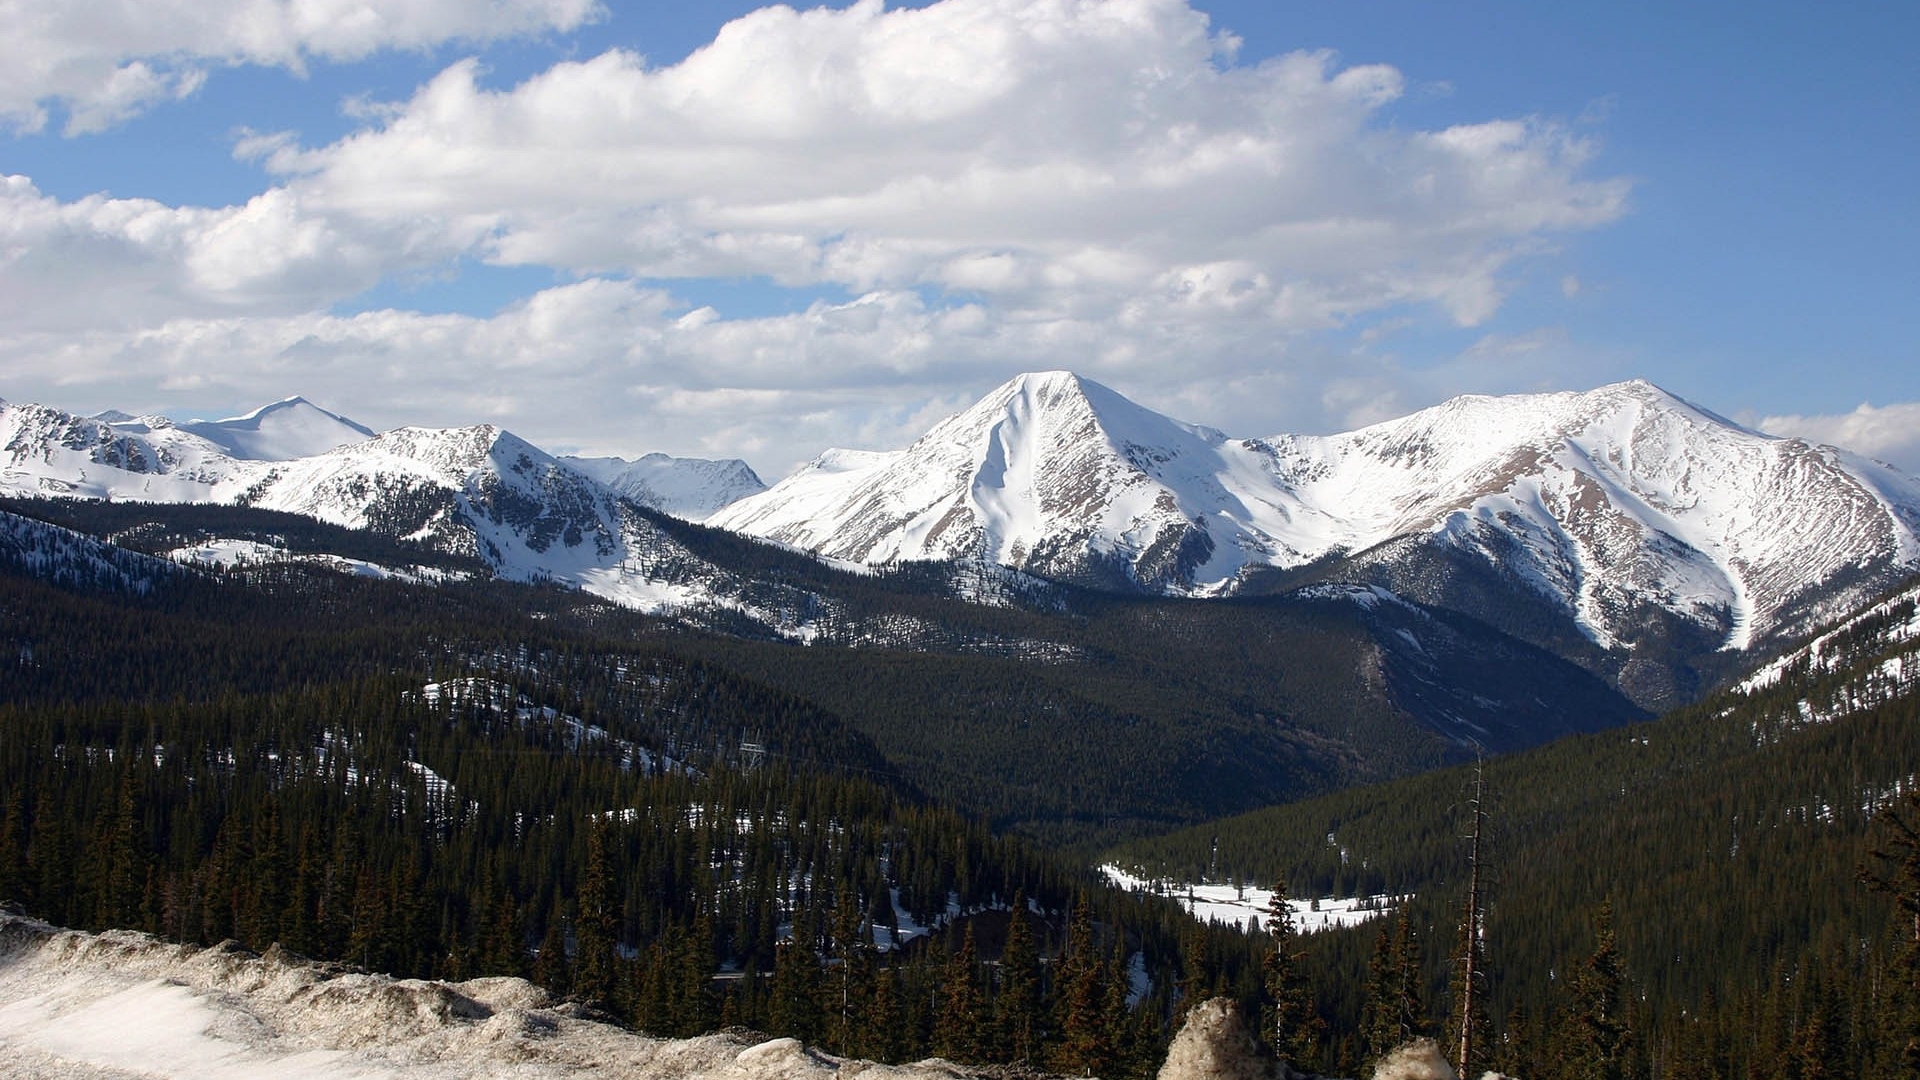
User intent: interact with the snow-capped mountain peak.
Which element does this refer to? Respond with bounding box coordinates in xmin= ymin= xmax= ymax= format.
xmin=714 ymin=373 xmax=1920 ymax=662
xmin=562 ymin=451 xmax=766 ymax=522
xmin=712 ymin=371 xmax=1254 ymax=590
xmin=180 ymin=396 xmax=376 ymax=461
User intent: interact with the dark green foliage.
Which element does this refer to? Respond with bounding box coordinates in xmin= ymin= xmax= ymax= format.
xmin=0 ymin=531 xmax=1199 ymax=1072
xmin=3 ymin=495 xmax=1647 ymax=852
xmin=1112 ymin=576 xmax=1920 ymax=1077
xmin=1560 ymin=900 xmax=1631 ymax=1080
xmin=1261 ymin=874 xmax=1322 ymax=1070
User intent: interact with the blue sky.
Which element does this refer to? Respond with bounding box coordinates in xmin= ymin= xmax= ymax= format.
xmin=2 ymin=0 xmax=1915 ymax=475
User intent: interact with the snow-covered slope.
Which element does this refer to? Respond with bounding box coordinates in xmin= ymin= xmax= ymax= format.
xmin=0 ymin=914 xmax=992 ymax=1080
xmin=0 ymin=398 xmax=812 ymax=627
xmin=713 ymin=375 xmax=1920 ymax=653
xmin=1734 ymin=575 xmax=1920 ymax=725
xmin=179 ymin=396 xmax=375 ymax=460
xmin=712 ymin=372 xmax=1252 ymax=591
xmin=563 ymin=452 xmax=765 ymax=521
xmin=1 ymin=399 xmax=260 ymax=502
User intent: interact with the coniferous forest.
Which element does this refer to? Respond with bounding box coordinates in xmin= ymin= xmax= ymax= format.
xmin=3 ymin=500 xmax=1919 ymax=1078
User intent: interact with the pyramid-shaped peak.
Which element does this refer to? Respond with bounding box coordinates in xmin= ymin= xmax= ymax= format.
xmin=971 ymin=370 xmax=1168 ymax=420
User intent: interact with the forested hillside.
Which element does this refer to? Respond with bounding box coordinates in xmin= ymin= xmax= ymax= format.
xmin=2 ymin=497 xmax=1645 ymax=847
xmin=1109 ymin=575 xmax=1920 ymax=1077
xmin=0 ymin=520 xmax=1228 ymax=1076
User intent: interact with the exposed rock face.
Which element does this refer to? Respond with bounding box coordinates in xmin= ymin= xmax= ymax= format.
xmin=1367 ymin=1040 xmax=1458 ymax=1080
xmin=1157 ymin=998 xmax=1278 ymax=1080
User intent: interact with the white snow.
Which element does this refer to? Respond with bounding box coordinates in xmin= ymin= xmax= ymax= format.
xmin=0 ymin=915 xmax=978 ymax=1080
xmin=1101 ymin=865 xmax=1399 ymax=935
xmin=563 ymin=453 xmax=766 ymax=522
xmin=179 ymin=397 xmax=376 ymax=461
xmin=714 ymin=376 xmax=1920 ymax=650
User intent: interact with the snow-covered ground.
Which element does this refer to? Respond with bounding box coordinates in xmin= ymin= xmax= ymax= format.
xmin=167 ymin=538 xmax=472 ymax=584
xmin=1101 ymin=866 xmax=1399 ymax=934
xmin=0 ymin=914 xmax=995 ymax=1080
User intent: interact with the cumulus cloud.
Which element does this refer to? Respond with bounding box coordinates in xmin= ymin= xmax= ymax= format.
xmin=1759 ymin=402 xmax=1920 ymax=475
xmin=0 ymin=0 xmax=1633 ymax=473
xmin=252 ymin=0 xmax=1623 ymax=324
xmin=0 ymin=0 xmax=601 ymax=133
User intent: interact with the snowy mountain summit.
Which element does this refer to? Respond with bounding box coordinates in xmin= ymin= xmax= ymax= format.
xmin=563 ymin=452 xmax=766 ymax=522
xmin=713 ymin=373 xmax=1920 ymax=659
xmin=180 ymin=396 xmax=376 ymax=460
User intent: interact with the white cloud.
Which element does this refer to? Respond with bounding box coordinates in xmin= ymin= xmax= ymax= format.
xmin=1759 ymin=402 xmax=1920 ymax=475
xmin=246 ymin=0 xmax=1624 ymax=320
xmin=0 ymin=0 xmax=601 ymax=133
xmin=0 ymin=0 xmax=1635 ymax=473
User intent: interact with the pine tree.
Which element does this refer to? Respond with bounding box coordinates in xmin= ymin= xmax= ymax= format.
xmin=1052 ymin=899 xmax=1113 ymax=1078
xmin=863 ymin=963 xmax=908 ymax=1064
xmin=101 ymin=770 xmax=146 ymax=930
xmin=1862 ymin=789 xmax=1920 ymax=1078
xmin=1448 ymin=761 xmax=1493 ymax=1079
xmin=674 ymin=912 xmax=718 ymax=1036
xmin=1362 ymin=911 xmax=1430 ymax=1060
xmin=1178 ymin=919 xmax=1211 ymax=1016
xmin=829 ymin=891 xmax=873 ymax=1056
xmin=934 ymin=923 xmax=986 ymax=1063
xmin=1261 ymin=873 xmax=1323 ymax=1071
xmin=769 ymin=926 xmax=822 ymax=1043
xmin=0 ymin=789 xmax=29 ymax=909
xmin=1562 ymin=899 xmax=1632 ymax=1080
xmin=531 ymin=915 xmax=571 ymax=996
xmin=996 ymin=893 xmax=1044 ymax=1064
xmin=575 ymin=817 xmax=620 ymax=1006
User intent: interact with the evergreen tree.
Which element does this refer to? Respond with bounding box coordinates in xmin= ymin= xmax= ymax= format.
xmin=100 ymin=771 xmax=146 ymax=930
xmin=0 ymin=789 xmax=28 ymax=908
xmin=934 ymin=923 xmax=986 ymax=1062
xmin=1360 ymin=911 xmax=1428 ymax=1066
xmin=675 ymin=912 xmax=718 ymax=1035
xmin=575 ymin=817 xmax=620 ymax=1006
xmin=862 ymin=963 xmax=907 ymax=1064
xmin=996 ymin=893 xmax=1044 ymax=1064
xmin=769 ymin=929 xmax=822 ymax=1043
xmin=1178 ymin=919 xmax=1211 ymax=1016
xmin=829 ymin=891 xmax=873 ymax=1056
xmin=531 ymin=915 xmax=571 ymax=996
xmin=1561 ymin=899 xmax=1632 ymax=1080
xmin=1051 ymin=899 xmax=1113 ymax=1078
xmin=1261 ymin=873 xmax=1322 ymax=1069
xmin=1862 ymin=789 xmax=1920 ymax=1078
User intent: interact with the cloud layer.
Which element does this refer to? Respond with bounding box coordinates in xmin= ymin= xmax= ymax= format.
xmin=0 ymin=0 xmax=602 ymax=134
xmin=3 ymin=0 xmax=1643 ymax=474
xmin=1761 ymin=402 xmax=1920 ymax=475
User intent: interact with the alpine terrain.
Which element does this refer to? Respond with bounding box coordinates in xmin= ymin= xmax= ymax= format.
xmin=713 ymin=372 xmax=1920 ymax=707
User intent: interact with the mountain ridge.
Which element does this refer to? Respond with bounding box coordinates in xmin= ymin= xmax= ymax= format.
xmin=714 ymin=374 xmax=1920 ymax=677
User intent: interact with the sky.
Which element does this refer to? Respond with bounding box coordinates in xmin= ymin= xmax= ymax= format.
xmin=2 ymin=0 xmax=1916 ymax=478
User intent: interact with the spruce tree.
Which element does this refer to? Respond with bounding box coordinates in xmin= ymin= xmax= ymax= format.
xmin=575 ymin=817 xmax=620 ymax=1006
xmin=996 ymin=893 xmax=1043 ymax=1064
xmin=829 ymin=891 xmax=873 ymax=1056
xmin=934 ymin=923 xmax=986 ymax=1062
xmin=1862 ymin=789 xmax=1920 ymax=1078
xmin=1562 ymin=899 xmax=1632 ymax=1080
xmin=1261 ymin=873 xmax=1322 ymax=1071
xmin=1052 ymin=899 xmax=1113 ymax=1078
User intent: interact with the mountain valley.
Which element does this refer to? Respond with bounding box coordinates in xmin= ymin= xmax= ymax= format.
xmin=4 ymin=374 xmax=1920 ymax=1078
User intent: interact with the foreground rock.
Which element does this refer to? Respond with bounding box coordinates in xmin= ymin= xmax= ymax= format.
xmin=0 ymin=914 xmax=994 ymax=1080
xmin=1155 ymin=998 xmax=1518 ymax=1080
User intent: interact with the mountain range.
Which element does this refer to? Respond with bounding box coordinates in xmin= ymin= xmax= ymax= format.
xmin=7 ymin=373 xmax=1920 ymax=715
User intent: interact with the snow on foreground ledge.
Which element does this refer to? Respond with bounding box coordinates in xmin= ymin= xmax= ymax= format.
xmin=0 ymin=914 xmax=986 ymax=1080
